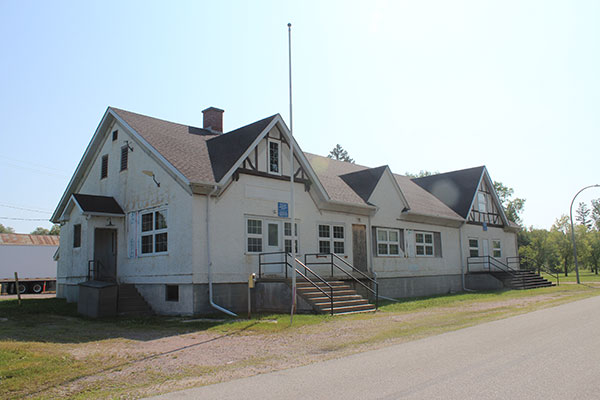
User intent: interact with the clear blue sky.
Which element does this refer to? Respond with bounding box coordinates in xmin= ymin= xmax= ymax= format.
xmin=1 ymin=0 xmax=598 ymax=233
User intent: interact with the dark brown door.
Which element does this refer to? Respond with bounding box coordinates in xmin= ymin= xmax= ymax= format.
xmin=94 ymin=228 xmax=117 ymax=282
xmin=352 ymin=224 xmax=368 ymax=273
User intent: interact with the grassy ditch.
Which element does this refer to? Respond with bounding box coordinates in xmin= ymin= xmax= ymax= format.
xmin=1 ymin=284 xmax=599 ymax=399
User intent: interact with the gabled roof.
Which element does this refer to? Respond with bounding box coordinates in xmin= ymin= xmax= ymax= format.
xmin=339 ymin=166 xmax=387 ymax=203
xmin=0 ymin=233 xmax=60 ymax=246
xmin=73 ymin=194 xmax=125 ymax=215
xmin=306 ymin=154 xmax=464 ymax=221
xmin=412 ymin=166 xmax=485 ymax=219
xmin=207 ymin=115 xmax=277 ymax=181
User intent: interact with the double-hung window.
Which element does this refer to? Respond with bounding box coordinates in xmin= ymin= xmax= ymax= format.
xmin=268 ymin=140 xmax=280 ymax=174
xmin=247 ymin=219 xmax=263 ymax=253
xmin=415 ymin=231 xmax=434 ymax=257
xmin=469 ymin=238 xmax=479 ymax=257
xmin=140 ymin=209 xmax=168 ymax=255
xmin=377 ymin=228 xmax=401 ymax=256
xmin=318 ymin=224 xmax=345 ymax=254
xmin=478 ymin=192 xmax=487 ymax=213
xmin=492 ymin=240 xmax=502 ymax=258
xmin=284 ymin=222 xmax=299 ymax=253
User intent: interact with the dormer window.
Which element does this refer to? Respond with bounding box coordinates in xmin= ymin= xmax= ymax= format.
xmin=268 ymin=140 xmax=280 ymax=174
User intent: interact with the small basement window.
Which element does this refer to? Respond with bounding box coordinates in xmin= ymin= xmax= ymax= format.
xmin=101 ymin=154 xmax=108 ymax=179
xmin=165 ymin=285 xmax=179 ymax=302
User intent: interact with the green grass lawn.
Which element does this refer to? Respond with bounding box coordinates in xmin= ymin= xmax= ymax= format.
xmin=1 ymin=284 xmax=599 ymax=399
xmin=542 ymin=270 xmax=600 ymax=283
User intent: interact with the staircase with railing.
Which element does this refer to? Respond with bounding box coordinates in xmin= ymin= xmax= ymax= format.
xmin=258 ymin=252 xmax=378 ymax=315
xmin=467 ymin=256 xmax=555 ymax=290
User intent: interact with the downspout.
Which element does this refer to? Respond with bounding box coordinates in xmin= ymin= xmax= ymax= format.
xmin=459 ymin=221 xmax=476 ymax=292
xmin=206 ymin=185 xmax=237 ymax=316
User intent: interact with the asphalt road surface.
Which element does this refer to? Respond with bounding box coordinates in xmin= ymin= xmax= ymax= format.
xmin=151 ymin=295 xmax=600 ymax=400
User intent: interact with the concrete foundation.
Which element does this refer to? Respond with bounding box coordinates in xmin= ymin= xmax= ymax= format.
xmin=377 ymin=274 xmax=463 ymax=299
xmin=77 ymin=281 xmax=117 ymax=318
xmin=465 ymin=273 xmax=504 ymax=291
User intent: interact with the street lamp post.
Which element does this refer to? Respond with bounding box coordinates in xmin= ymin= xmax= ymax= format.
xmin=569 ymin=184 xmax=600 ymax=284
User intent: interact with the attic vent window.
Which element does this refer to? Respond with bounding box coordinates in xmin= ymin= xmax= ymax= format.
xmin=112 ymin=130 xmax=118 ymax=141
xmin=268 ymin=140 xmax=280 ymax=174
xmin=101 ymin=154 xmax=108 ymax=179
xmin=120 ymin=146 xmax=128 ymax=171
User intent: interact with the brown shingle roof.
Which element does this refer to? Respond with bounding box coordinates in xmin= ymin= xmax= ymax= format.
xmin=111 ymin=107 xmax=219 ymax=184
xmin=306 ymin=154 xmax=464 ymax=221
xmin=0 ymin=234 xmax=60 ymax=246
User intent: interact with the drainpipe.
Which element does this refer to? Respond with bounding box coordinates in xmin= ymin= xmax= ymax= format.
xmin=206 ymin=185 xmax=237 ymax=316
xmin=459 ymin=221 xmax=476 ymax=292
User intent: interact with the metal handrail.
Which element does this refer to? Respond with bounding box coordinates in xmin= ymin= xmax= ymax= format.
xmin=467 ymin=256 xmax=517 ymax=276
xmin=258 ymin=252 xmax=334 ymax=315
xmin=507 ymin=256 xmax=560 ymax=286
xmin=304 ymin=253 xmax=379 ymax=310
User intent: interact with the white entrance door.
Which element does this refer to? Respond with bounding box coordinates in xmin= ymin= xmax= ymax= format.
xmin=482 ymin=239 xmax=490 ymax=270
xmin=264 ymin=220 xmax=284 ymax=275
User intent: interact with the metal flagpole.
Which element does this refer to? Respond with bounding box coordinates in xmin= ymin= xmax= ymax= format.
xmin=288 ymin=22 xmax=297 ymax=325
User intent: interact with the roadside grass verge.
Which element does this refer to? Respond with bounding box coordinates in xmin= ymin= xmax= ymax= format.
xmin=1 ymin=284 xmax=599 ymax=399
xmin=542 ymin=270 xmax=600 ymax=283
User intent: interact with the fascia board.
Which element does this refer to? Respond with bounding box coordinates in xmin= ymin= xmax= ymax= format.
xmin=465 ymin=169 xmax=485 ymax=219
xmin=51 ymin=108 xmax=113 ymax=223
xmin=81 ymin=212 xmax=126 ymax=218
xmin=111 ymin=110 xmax=192 ymax=195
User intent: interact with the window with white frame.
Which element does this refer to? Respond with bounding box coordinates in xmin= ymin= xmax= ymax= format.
xmin=415 ymin=231 xmax=434 ymax=257
xmin=492 ymin=239 xmax=502 ymax=258
xmin=140 ymin=209 xmax=168 ymax=254
xmin=469 ymin=238 xmax=479 ymax=257
xmin=318 ymin=224 xmax=344 ymax=254
xmin=478 ymin=192 xmax=487 ymax=213
xmin=284 ymin=222 xmax=299 ymax=253
xmin=377 ymin=228 xmax=401 ymax=256
xmin=268 ymin=140 xmax=280 ymax=174
xmin=246 ymin=219 xmax=263 ymax=253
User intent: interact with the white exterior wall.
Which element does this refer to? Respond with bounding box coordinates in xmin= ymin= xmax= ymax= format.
xmin=461 ymin=223 xmax=518 ymax=271
xmin=368 ymin=173 xmax=462 ymax=278
xmin=57 ymin=120 xmax=194 ymax=312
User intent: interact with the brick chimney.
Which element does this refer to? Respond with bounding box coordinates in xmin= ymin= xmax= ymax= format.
xmin=202 ymin=107 xmax=224 ymax=133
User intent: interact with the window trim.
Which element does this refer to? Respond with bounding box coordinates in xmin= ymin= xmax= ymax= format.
xmin=138 ymin=208 xmax=168 ymax=256
xmin=376 ymin=227 xmax=402 ymax=257
xmin=267 ymin=139 xmax=281 ymax=175
xmin=477 ymin=192 xmax=487 ymax=213
xmin=468 ymin=238 xmax=479 ymax=257
xmin=415 ymin=231 xmax=434 ymax=257
xmin=246 ymin=218 xmax=264 ymax=254
xmin=317 ymin=223 xmax=345 ymax=255
xmin=492 ymin=239 xmax=502 ymax=258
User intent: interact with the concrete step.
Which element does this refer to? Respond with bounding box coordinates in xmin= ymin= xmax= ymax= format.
xmin=317 ymin=303 xmax=376 ymax=314
xmin=313 ymin=299 xmax=371 ymax=308
xmin=117 ymin=284 xmax=153 ymax=316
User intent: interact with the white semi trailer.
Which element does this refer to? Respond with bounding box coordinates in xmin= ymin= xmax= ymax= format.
xmin=0 ymin=233 xmax=58 ymax=294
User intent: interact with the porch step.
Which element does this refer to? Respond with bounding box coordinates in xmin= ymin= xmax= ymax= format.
xmin=117 ymin=284 xmax=154 ymax=316
xmin=492 ymin=271 xmax=555 ymax=290
xmin=293 ymin=279 xmax=376 ymax=315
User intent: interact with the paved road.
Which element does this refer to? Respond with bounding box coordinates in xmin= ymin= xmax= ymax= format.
xmin=151 ymin=295 xmax=600 ymax=400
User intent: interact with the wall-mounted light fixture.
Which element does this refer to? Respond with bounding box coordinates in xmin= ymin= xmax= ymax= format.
xmin=142 ymin=170 xmax=161 ymax=187
xmin=124 ymin=140 xmax=134 ymax=152
xmin=106 ymin=217 xmax=114 ymax=227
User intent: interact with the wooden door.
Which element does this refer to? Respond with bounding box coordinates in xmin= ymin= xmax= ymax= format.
xmin=352 ymin=224 xmax=368 ymax=273
xmin=94 ymin=228 xmax=117 ymax=281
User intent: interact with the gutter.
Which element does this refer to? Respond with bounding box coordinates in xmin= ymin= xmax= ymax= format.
xmin=206 ymin=185 xmax=237 ymax=316
xmin=458 ymin=221 xmax=476 ymax=292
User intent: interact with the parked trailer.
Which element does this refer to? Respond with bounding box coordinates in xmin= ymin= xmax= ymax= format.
xmin=0 ymin=233 xmax=58 ymax=295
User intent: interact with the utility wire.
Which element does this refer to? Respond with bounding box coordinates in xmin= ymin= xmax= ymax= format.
xmin=0 ymin=216 xmax=49 ymax=221
xmin=0 ymin=154 xmax=70 ymax=173
xmin=0 ymin=203 xmax=52 ymax=214
xmin=0 ymin=161 xmax=69 ymax=178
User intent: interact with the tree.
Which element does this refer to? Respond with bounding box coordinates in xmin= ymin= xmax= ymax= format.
xmin=328 ymin=144 xmax=354 ymax=163
xmin=550 ymin=215 xmax=573 ymax=276
xmin=583 ymin=231 xmax=600 ymax=274
xmin=591 ymin=199 xmax=600 ymax=231
xmin=518 ymin=228 xmax=559 ymax=273
xmin=575 ymin=202 xmax=592 ymax=229
xmin=0 ymin=223 xmax=15 ymax=233
xmin=30 ymin=227 xmax=50 ymax=235
xmin=493 ymin=181 xmax=526 ymax=226
xmin=49 ymin=224 xmax=61 ymax=235
xmin=405 ymin=170 xmax=439 ymax=178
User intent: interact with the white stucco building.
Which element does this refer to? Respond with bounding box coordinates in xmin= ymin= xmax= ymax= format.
xmin=51 ymin=106 xmax=520 ymax=316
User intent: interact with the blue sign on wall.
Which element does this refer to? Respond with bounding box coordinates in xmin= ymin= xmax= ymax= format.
xmin=278 ymin=202 xmax=289 ymax=218
xmin=482 ymin=222 xmax=488 ymax=231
